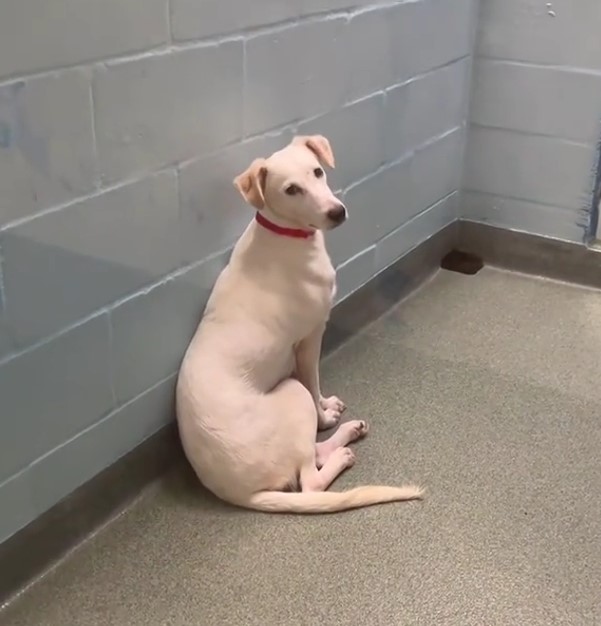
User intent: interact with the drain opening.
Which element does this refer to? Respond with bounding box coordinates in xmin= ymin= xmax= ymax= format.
xmin=440 ymin=250 xmax=484 ymax=275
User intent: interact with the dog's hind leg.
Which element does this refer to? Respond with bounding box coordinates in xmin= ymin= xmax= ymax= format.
xmin=300 ymin=447 xmax=356 ymax=492
xmin=300 ymin=448 xmax=355 ymax=491
xmin=315 ymin=420 xmax=369 ymax=468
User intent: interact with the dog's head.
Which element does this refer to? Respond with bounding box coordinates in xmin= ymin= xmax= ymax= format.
xmin=233 ymin=135 xmax=347 ymax=231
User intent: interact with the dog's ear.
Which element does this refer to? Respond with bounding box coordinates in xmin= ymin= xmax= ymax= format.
xmin=233 ymin=158 xmax=268 ymax=209
xmin=293 ymin=135 xmax=335 ymax=169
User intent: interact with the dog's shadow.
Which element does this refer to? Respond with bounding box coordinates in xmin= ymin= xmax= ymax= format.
xmin=159 ymin=461 xmax=233 ymax=513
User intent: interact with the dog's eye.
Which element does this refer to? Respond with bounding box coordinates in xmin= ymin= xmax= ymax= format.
xmin=285 ymin=184 xmax=301 ymax=196
xmin=313 ymin=167 xmax=324 ymax=178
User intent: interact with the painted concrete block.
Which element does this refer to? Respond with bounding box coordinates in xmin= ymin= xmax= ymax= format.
xmin=388 ymin=0 xmax=424 ymax=83
xmin=245 ymin=17 xmax=348 ymax=135
xmin=0 ymin=470 xmax=35 ymax=543
xmin=461 ymin=191 xmax=586 ymax=243
xmin=404 ymin=59 xmax=469 ymax=150
xmin=477 ymin=0 xmax=601 ymax=71
xmin=290 ymin=15 xmax=350 ymax=121
xmin=244 ymin=25 xmax=303 ymax=135
xmin=346 ymin=7 xmax=395 ymax=100
xmin=29 ymin=376 xmax=176 ymax=520
xmin=94 ymin=43 xmax=243 ymax=183
xmin=2 ymin=172 xmax=181 ymax=347
xmin=385 ymin=58 xmax=469 ymax=159
xmin=375 ymin=192 xmax=458 ymax=272
xmin=411 ymin=129 xmax=464 ymax=216
xmin=335 ymin=245 xmax=376 ymax=302
xmin=0 ymin=71 xmax=96 ymax=227
xmin=328 ymin=158 xmax=413 ymax=266
xmin=0 ymin=314 xmax=113 ymax=482
xmin=0 ymin=284 xmax=14 ymax=359
xmin=302 ymin=0 xmax=371 ymax=13
xmin=297 ymin=94 xmax=386 ymax=191
xmin=0 ymin=0 xmax=168 ymax=80
xmin=390 ymin=0 xmax=474 ymax=81
xmin=471 ymin=60 xmax=601 ymax=143
xmin=383 ymin=82 xmax=410 ymax=161
xmin=300 ymin=16 xmax=351 ymax=120
xmin=171 ymin=0 xmax=299 ymax=40
xmin=178 ymin=129 xmax=292 ymax=265
xmin=465 ymin=127 xmax=595 ymax=210
xmin=372 ymin=158 xmax=416 ymax=239
xmin=110 ymin=251 xmax=230 ymax=404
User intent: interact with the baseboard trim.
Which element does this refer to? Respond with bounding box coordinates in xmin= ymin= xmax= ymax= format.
xmin=0 ymin=425 xmax=181 ymax=605
xmin=0 ymin=222 xmax=458 ymax=605
xmin=458 ymin=221 xmax=601 ymax=289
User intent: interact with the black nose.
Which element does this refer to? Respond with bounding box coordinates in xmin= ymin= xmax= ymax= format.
xmin=327 ymin=204 xmax=347 ymax=224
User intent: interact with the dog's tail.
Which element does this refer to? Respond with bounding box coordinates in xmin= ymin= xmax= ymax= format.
xmin=244 ymin=485 xmax=424 ymax=514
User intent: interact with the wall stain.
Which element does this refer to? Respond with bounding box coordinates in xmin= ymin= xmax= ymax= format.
xmin=0 ymin=80 xmax=50 ymax=175
xmin=588 ymin=139 xmax=601 ymax=242
xmin=0 ymin=121 xmax=11 ymax=148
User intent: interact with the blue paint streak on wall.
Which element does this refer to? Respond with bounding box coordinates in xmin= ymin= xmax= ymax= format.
xmin=0 ymin=121 xmax=11 ymax=148
xmin=588 ymin=140 xmax=601 ymax=242
xmin=0 ymin=80 xmax=48 ymax=172
xmin=0 ymin=85 xmax=16 ymax=149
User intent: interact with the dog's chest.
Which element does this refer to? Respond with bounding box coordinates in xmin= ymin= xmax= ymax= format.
xmin=292 ymin=255 xmax=336 ymax=326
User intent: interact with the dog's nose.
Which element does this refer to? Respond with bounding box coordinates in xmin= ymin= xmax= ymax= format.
xmin=327 ymin=204 xmax=347 ymax=225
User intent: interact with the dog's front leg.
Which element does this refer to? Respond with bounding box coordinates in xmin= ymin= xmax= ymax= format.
xmin=295 ymin=326 xmax=346 ymax=430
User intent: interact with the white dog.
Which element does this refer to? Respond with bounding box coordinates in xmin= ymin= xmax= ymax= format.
xmin=176 ymin=135 xmax=423 ymax=513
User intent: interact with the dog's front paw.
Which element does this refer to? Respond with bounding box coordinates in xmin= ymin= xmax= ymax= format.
xmin=317 ymin=396 xmax=346 ymax=430
xmin=318 ymin=407 xmax=340 ymax=430
xmin=320 ymin=395 xmax=346 ymax=415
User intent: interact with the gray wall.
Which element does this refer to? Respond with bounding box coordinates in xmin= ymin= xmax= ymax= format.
xmin=0 ymin=0 xmax=476 ymax=543
xmin=463 ymin=0 xmax=601 ymax=242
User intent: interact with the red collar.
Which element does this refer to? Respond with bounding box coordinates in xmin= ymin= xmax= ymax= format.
xmin=255 ymin=212 xmax=315 ymax=239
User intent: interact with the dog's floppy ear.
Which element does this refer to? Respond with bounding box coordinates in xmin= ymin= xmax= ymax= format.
xmin=293 ymin=135 xmax=335 ymax=169
xmin=233 ymin=158 xmax=268 ymax=209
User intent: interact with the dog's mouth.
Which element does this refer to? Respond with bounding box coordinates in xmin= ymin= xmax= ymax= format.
xmin=307 ymin=213 xmax=348 ymax=230
xmin=327 ymin=215 xmax=347 ymax=230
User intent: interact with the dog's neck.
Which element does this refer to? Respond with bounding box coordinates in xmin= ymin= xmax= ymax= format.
xmin=255 ymin=211 xmax=315 ymax=239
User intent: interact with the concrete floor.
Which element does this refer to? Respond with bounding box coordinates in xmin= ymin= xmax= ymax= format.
xmin=3 ymin=267 xmax=601 ymax=625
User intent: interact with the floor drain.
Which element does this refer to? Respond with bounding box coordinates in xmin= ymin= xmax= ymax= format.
xmin=440 ymin=250 xmax=484 ymax=275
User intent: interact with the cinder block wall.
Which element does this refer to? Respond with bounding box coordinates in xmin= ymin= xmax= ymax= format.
xmin=0 ymin=0 xmax=476 ymax=542
xmin=463 ymin=0 xmax=601 ymax=242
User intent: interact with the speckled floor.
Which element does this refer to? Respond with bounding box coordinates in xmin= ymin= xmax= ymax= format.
xmin=3 ymin=267 xmax=601 ymax=626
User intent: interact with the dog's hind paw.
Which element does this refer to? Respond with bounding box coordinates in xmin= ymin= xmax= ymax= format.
xmin=332 ymin=446 xmax=356 ymax=470
xmin=347 ymin=419 xmax=369 ymax=441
